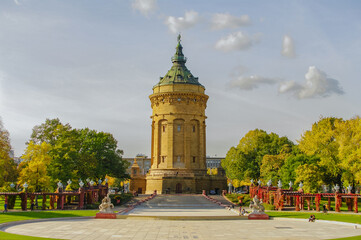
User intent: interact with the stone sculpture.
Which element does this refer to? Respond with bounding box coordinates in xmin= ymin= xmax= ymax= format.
xmin=99 ymin=193 xmax=114 ymax=213
xmin=249 ymin=195 xmax=265 ymax=214
xmin=248 ymin=195 xmax=269 ymax=219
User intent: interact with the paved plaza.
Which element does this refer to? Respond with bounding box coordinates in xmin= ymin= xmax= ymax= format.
xmin=2 ymin=195 xmax=361 ymax=240
xmin=4 ymin=217 xmax=361 ymax=240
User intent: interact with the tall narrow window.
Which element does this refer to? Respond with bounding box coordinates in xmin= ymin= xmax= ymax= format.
xmin=162 ymin=156 xmax=165 ymax=163
xmin=177 ymin=156 xmax=181 ymax=162
xmin=163 ymin=125 xmax=166 ymax=132
xmin=193 ymin=156 xmax=196 ymax=163
xmin=192 ymin=125 xmax=195 ymax=132
xmin=177 ymin=125 xmax=181 ymax=132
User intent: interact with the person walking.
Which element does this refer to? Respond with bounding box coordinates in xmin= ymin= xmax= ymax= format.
xmin=3 ymin=203 xmax=8 ymax=213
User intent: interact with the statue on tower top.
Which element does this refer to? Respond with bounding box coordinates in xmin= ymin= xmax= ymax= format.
xmin=177 ymin=33 xmax=181 ymax=43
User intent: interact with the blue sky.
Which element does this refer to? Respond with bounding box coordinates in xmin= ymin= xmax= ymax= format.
xmin=0 ymin=0 xmax=360 ymax=157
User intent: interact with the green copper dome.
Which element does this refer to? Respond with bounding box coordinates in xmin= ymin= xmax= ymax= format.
xmin=154 ymin=34 xmax=203 ymax=88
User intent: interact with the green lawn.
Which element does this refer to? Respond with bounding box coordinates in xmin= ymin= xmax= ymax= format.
xmin=0 ymin=210 xmax=97 ymax=240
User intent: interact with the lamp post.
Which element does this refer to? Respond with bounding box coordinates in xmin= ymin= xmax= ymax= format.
xmin=10 ymin=182 xmax=15 ymax=189
xmin=334 ymin=184 xmax=340 ymax=193
xmin=277 ymin=180 xmax=282 ymax=188
xmin=23 ymin=182 xmax=28 ymax=192
xmin=89 ymin=180 xmax=94 ymax=187
xmin=289 ymin=181 xmax=293 ymax=189
xmin=228 ymin=182 xmax=232 ymax=194
xmin=257 ymin=180 xmax=262 ymax=186
xmin=267 ymin=180 xmax=272 ymax=187
xmin=347 ymin=185 xmax=352 ymax=194
xmin=79 ymin=180 xmax=84 ymax=188
xmin=98 ymin=179 xmax=102 ymax=185
xmin=57 ymin=181 xmax=63 ymax=189
xmin=299 ymin=182 xmax=303 ymax=190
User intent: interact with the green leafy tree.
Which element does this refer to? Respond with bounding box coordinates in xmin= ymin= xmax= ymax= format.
xmin=295 ymin=163 xmax=324 ymax=193
xmin=298 ymin=117 xmax=343 ymax=185
xmin=18 ymin=141 xmax=52 ymax=192
xmin=223 ymin=129 xmax=294 ymax=182
xmin=260 ymin=154 xmax=286 ymax=183
xmin=29 ymin=119 xmax=129 ymax=186
xmin=29 ymin=118 xmax=71 ymax=145
xmin=0 ymin=119 xmax=18 ymax=187
xmin=336 ymin=117 xmax=361 ymax=185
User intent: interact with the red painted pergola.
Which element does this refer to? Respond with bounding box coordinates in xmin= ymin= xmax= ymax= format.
xmin=0 ymin=183 xmax=108 ymax=211
xmin=250 ymin=184 xmax=359 ymax=213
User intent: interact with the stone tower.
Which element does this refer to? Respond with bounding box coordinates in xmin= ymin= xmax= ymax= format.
xmin=145 ymin=35 xmax=226 ymax=194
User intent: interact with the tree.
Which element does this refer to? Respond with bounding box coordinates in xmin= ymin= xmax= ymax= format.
xmin=222 ymin=129 xmax=294 ymax=182
xmin=279 ymin=152 xmax=320 ymax=187
xmin=298 ymin=117 xmax=343 ymax=185
xmin=260 ymin=154 xmax=286 ymax=183
xmin=29 ymin=118 xmax=71 ymax=145
xmin=336 ymin=117 xmax=361 ymax=184
xmin=29 ymin=119 xmax=129 ymax=186
xmin=295 ymin=163 xmax=324 ymax=193
xmin=0 ymin=119 xmax=17 ymax=187
xmin=18 ymin=141 xmax=52 ymax=192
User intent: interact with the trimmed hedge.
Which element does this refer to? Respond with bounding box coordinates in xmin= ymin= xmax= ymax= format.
xmin=109 ymin=193 xmax=133 ymax=206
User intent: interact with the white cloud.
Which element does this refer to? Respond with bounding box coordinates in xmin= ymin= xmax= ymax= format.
xmin=279 ymin=66 xmax=344 ymax=99
xmin=211 ymin=13 xmax=251 ymax=30
xmin=281 ymin=35 xmax=295 ymax=58
xmin=14 ymin=0 xmax=21 ymax=6
xmin=278 ymin=80 xmax=302 ymax=93
xmin=164 ymin=10 xmax=199 ymax=33
xmin=230 ymin=75 xmax=279 ymax=90
xmin=215 ymin=31 xmax=259 ymax=52
xmin=132 ymin=0 xmax=157 ymax=17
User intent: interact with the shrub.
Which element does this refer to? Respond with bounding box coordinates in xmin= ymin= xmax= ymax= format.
xmin=109 ymin=193 xmax=133 ymax=206
xmin=86 ymin=203 xmax=100 ymax=209
xmin=263 ymin=203 xmax=276 ymax=210
xmin=226 ymin=193 xmax=251 ymax=206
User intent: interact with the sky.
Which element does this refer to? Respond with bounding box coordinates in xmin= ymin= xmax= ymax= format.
xmin=0 ymin=0 xmax=360 ymax=158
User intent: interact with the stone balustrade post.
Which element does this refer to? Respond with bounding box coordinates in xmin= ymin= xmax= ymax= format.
xmin=295 ymin=195 xmax=300 ymax=211
xmin=42 ymin=194 xmax=47 ymax=210
xmin=354 ymin=196 xmax=358 ymax=213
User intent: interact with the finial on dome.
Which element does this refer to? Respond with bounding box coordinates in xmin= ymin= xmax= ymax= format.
xmin=177 ymin=33 xmax=181 ymax=43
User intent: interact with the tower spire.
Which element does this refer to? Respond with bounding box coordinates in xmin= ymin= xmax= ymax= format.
xmin=154 ymin=34 xmax=203 ymax=87
xmin=172 ymin=34 xmax=186 ymax=64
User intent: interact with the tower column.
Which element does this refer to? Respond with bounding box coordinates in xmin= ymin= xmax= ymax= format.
xmin=199 ymin=121 xmax=206 ymax=169
xmin=150 ymin=120 xmax=154 ymax=167
xmin=184 ymin=120 xmax=191 ymax=169
xmin=167 ymin=120 xmax=174 ymax=168
xmin=152 ymin=119 xmax=160 ymax=168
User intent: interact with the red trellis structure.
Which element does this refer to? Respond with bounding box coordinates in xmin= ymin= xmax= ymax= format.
xmin=250 ymin=184 xmax=359 ymax=213
xmin=0 ymin=183 xmax=108 ymax=211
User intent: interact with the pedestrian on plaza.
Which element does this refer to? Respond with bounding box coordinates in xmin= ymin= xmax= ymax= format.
xmin=323 ymin=204 xmax=328 ymax=213
xmin=3 ymin=203 xmax=8 ymax=213
xmin=308 ymin=214 xmax=316 ymax=222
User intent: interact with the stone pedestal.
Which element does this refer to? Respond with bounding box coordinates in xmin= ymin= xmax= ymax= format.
xmin=248 ymin=213 xmax=270 ymax=220
xmin=95 ymin=213 xmax=117 ymax=219
xmin=248 ymin=213 xmax=269 ymax=220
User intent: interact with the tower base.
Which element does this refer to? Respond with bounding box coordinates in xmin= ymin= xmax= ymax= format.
xmin=145 ymin=169 xmax=226 ymax=194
